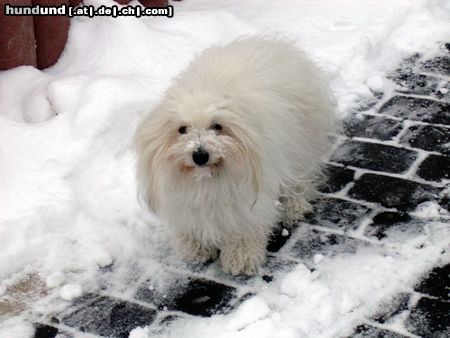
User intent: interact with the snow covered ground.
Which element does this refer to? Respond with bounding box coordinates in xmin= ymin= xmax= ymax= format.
xmin=0 ymin=0 xmax=449 ymax=337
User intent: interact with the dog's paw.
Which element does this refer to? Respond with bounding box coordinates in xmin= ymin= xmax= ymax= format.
xmin=220 ymin=241 xmax=266 ymax=276
xmin=174 ymin=235 xmax=218 ymax=263
xmin=280 ymin=194 xmax=313 ymax=226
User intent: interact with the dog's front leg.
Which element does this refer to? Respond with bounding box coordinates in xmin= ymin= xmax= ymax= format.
xmin=279 ymin=187 xmax=314 ymax=226
xmin=220 ymin=235 xmax=267 ymax=275
xmin=172 ymin=232 xmax=219 ymax=263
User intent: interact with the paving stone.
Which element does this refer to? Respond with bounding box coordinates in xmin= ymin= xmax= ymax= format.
xmin=348 ymin=174 xmax=441 ymax=211
xmin=414 ymin=264 xmax=450 ymax=301
xmin=318 ymin=164 xmax=355 ymax=193
xmin=393 ymin=54 xmax=422 ymax=75
xmin=405 ymin=297 xmax=450 ymax=337
xmin=351 ymin=95 xmax=380 ymax=112
xmin=440 ymin=194 xmax=450 ymax=212
xmin=343 ymin=113 xmax=403 ymax=141
xmin=291 ymin=227 xmax=370 ymax=261
xmin=261 ymin=256 xmax=298 ymax=277
xmin=349 ymin=324 xmax=408 ymax=337
xmin=400 ymin=124 xmax=450 ymax=155
xmin=391 ymin=72 xmax=440 ymax=96
xmin=135 ymin=276 xmax=236 ymax=317
xmin=417 ymin=154 xmax=450 ymax=182
xmin=33 ymin=324 xmax=59 ymax=338
xmin=322 ymin=163 xmax=355 ymax=188
xmin=420 ymin=55 xmax=450 ymax=76
xmin=379 ymin=96 xmax=450 ymax=125
xmin=262 ymin=275 xmax=273 ymax=283
xmin=141 ymin=315 xmax=182 ymax=337
xmin=365 ymin=211 xmax=424 ymax=240
xmin=304 ymin=197 xmax=371 ymax=231
xmin=60 ymin=294 xmax=157 ymax=338
xmin=372 ymin=293 xmax=411 ymax=324
xmin=330 ymin=140 xmax=417 ymax=174
xmin=267 ymin=225 xmax=292 ymax=252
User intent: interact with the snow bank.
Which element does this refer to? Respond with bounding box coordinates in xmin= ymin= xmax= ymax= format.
xmin=1 ymin=0 xmax=449 ymax=337
xmin=174 ymin=0 xmax=450 ymax=112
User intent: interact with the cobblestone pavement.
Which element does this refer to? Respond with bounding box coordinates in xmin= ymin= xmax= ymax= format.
xmin=30 ymin=45 xmax=449 ymax=338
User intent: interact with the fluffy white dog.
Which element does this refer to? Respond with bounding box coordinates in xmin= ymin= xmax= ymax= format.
xmin=135 ymin=37 xmax=335 ymax=275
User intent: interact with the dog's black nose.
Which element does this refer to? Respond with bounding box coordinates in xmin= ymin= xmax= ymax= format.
xmin=192 ymin=148 xmax=209 ymax=166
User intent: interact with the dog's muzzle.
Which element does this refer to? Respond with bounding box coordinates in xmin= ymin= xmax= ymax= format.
xmin=192 ymin=148 xmax=209 ymax=166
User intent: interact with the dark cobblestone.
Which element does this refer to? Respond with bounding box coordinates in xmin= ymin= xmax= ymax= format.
xmin=350 ymin=324 xmax=408 ymax=338
xmin=414 ymin=264 xmax=450 ymax=301
xmin=351 ymin=95 xmax=380 ymax=112
xmin=405 ymin=297 xmax=450 ymax=337
xmin=391 ymin=72 xmax=440 ymax=96
xmin=267 ymin=225 xmax=292 ymax=252
xmin=330 ymin=140 xmax=417 ymax=174
xmin=417 ymin=154 xmax=450 ymax=182
xmin=365 ymin=211 xmax=424 ymax=240
xmin=33 ymin=324 xmax=59 ymax=338
xmin=304 ymin=197 xmax=371 ymax=231
xmin=379 ymin=96 xmax=450 ymax=125
xmin=261 ymin=255 xmax=298 ymax=275
xmin=348 ymin=174 xmax=441 ymax=211
xmin=343 ymin=113 xmax=403 ymax=140
xmin=420 ymin=55 xmax=450 ymax=76
xmin=291 ymin=227 xmax=370 ymax=261
xmin=318 ymin=164 xmax=355 ymax=193
xmin=61 ymin=294 xmax=157 ymax=338
xmin=135 ymin=276 xmax=236 ymax=317
xmin=372 ymin=293 xmax=411 ymax=324
xmin=393 ymin=53 xmax=421 ymax=75
xmin=400 ymin=124 xmax=450 ymax=155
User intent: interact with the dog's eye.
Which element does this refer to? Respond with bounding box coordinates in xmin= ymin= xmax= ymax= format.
xmin=178 ymin=126 xmax=187 ymax=134
xmin=211 ymin=123 xmax=222 ymax=132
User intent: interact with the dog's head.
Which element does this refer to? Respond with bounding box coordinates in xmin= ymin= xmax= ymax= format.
xmin=135 ymin=90 xmax=262 ymax=210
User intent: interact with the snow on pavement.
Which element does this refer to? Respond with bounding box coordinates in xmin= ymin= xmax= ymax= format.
xmin=0 ymin=0 xmax=449 ymax=337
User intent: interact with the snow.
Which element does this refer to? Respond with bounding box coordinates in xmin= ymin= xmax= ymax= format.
xmin=411 ymin=201 xmax=450 ymax=219
xmin=0 ymin=317 xmax=34 ymax=338
xmin=313 ymin=254 xmax=325 ymax=265
xmin=129 ymin=326 xmax=152 ymax=338
xmin=95 ymin=251 xmax=114 ymax=268
xmin=0 ymin=0 xmax=449 ymax=337
xmin=280 ymin=264 xmax=315 ymax=299
xmin=366 ymin=75 xmax=385 ymax=93
xmin=45 ymin=272 xmax=65 ymax=289
xmin=59 ymin=284 xmax=83 ymax=301
xmin=226 ymin=296 xmax=271 ymax=331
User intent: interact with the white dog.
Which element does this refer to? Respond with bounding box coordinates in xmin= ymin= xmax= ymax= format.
xmin=135 ymin=37 xmax=335 ymax=275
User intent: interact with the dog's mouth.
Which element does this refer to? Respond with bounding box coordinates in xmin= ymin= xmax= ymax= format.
xmin=179 ymin=157 xmax=225 ymax=178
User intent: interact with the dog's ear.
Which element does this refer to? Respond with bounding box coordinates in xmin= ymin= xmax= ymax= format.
xmin=247 ymin=146 xmax=262 ymax=198
xmin=226 ymin=121 xmax=262 ymax=198
xmin=135 ymin=108 xmax=172 ymax=212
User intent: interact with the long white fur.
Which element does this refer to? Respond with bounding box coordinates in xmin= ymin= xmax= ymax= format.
xmin=135 ymin=37 xmax=336 ymax=275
